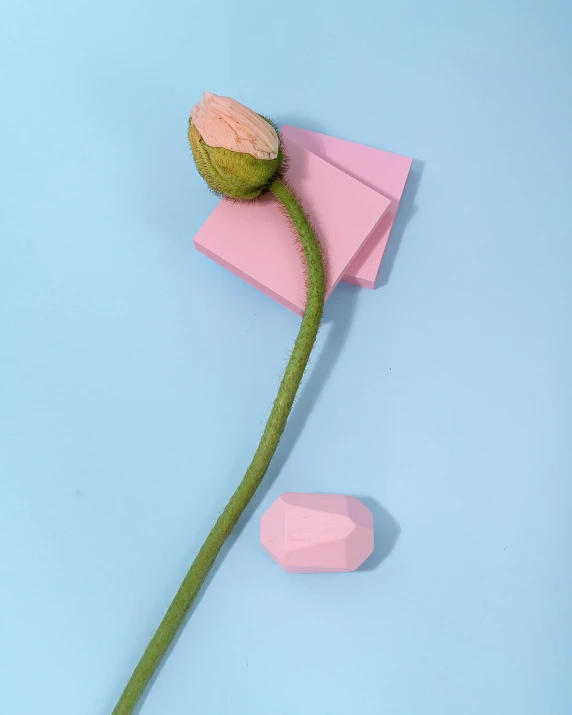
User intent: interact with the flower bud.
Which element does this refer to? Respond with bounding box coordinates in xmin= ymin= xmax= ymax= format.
xmin=188 ymin=92 xmax=283 ymax=200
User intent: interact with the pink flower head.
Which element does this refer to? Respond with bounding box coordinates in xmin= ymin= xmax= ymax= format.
xmin=190 ymin=92 xmax=279 ymax=161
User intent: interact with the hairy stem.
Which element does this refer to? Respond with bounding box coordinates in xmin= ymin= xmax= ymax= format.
xmin=111 ymin=178 xmax=325 ymax=714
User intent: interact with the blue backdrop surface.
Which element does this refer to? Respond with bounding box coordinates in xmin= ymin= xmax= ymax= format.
xmin=1 ymin=1 xmax=571 ymax=713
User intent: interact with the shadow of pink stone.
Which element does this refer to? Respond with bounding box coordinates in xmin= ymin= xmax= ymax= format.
xmin=260 ymin=493 xmax=374 ymax=573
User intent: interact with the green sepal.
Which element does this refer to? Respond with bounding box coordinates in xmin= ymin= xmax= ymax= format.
xmin=188 ymin=121 xmax=283 ymax=201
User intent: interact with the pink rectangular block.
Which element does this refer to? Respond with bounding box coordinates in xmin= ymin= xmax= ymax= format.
xmin=194 ymin=137 xmax=391 ymax=315
xmin=281 ymin=125 xmax=413 ymax=289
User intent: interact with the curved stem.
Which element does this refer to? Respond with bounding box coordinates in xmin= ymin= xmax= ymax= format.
xmin=112 ymin=178 xmax=325 ymax=715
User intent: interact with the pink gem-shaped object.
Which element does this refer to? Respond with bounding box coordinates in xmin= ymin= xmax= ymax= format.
xmin=260 ymin=493 xmax=374 ymax=573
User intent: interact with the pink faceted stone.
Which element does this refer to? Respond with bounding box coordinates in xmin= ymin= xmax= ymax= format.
xmin=260 ymin=493 xmax=374 ymax=573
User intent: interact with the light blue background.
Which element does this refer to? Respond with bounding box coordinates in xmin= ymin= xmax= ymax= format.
xmin=1 ymin=1 xmax=571 ymax=713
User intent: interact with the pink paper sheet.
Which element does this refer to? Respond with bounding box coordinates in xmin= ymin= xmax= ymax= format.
xmin=281 ymin=125 xmax=412 ymax=289
xmin=194 ymin=137 xmax=391 ymax=316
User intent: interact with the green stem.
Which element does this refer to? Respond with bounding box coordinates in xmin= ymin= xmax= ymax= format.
xmin=111 ymin=178 xmax=325 ymax=715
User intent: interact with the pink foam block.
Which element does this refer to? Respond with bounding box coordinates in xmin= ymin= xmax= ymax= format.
xmin=193 ymin=137 xmax=391 ymax=316
xmin=281 ymin=125 xmax=413 ymax=289
xmin=260 ymin=493 xmax=374 ymax=573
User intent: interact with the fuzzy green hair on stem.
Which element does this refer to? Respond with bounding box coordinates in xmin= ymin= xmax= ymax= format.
xmin=111 ymin=92 xmax=326 ymax=715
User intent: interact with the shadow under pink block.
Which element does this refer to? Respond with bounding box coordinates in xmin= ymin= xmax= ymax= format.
xmin=260 ymin=493 xmax=374 ymax=573
xmin=193 ymin=137 xmax=391 ymax=316
xmin=281 ymin=125 xmax=413 ymax=289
